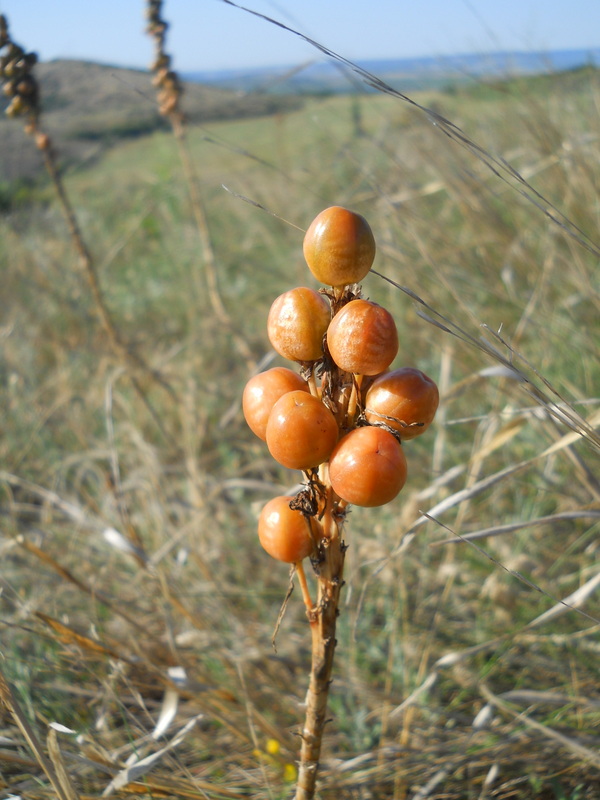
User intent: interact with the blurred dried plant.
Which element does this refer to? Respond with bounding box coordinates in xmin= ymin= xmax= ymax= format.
xmin=145 ymin=0 xmax=255 ymax=368
xmin=0 ymin=13 xmax=175 ymax=420
xmin=0 ymin=14 xmax=47 ymax=150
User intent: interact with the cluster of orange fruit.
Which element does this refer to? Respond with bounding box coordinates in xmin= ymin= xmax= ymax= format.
xmin=243 ymin=207 xmax=439 ymax=564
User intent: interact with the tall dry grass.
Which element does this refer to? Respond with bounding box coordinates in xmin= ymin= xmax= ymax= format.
xmin=0 ymin=4 xmax=599 ymax=800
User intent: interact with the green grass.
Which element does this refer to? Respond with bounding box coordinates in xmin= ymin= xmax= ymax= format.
xmin=0 ymin=53 xmax=599 ymax=800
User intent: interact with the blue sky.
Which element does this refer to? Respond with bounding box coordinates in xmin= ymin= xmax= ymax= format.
xmin=1 ymin=0 xmax=599 ymax=72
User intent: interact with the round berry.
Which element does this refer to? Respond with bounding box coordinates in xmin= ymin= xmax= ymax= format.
xmin=258 ymin=495 xmax=317 ymax=562
xmin=365 ymin=367 xmax=439 ymax=439
xmin=303 ymin=206 xmax=376 ymax=287
xmin=327 ymin=299 xmax=398 ymax=375
xmin=266 ymin=390 xmax=339 ymax=470
xmin=329 ymin=426 xmax=407 ymax=507
xmin=243 ymin=367 xmax=309 ymax=441
xmin=267 ymin=287 xmax=330 ymax=363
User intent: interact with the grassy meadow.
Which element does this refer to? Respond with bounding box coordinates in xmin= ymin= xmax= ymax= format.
xmin=0 ymin=27 xmax=599 ymax=800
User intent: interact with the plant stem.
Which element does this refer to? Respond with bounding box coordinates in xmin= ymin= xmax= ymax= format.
xmin=294 ymin=503 xmax=345 ymax=800
xmin=346 ymin=374 xmax=363 ymax=426
xmin=296 ymin=560 xmax=314 ymax=612
xmin=306 ymin=367 xmax=320 ymax=398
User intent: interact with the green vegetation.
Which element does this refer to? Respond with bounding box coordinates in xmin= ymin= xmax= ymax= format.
xmin=0 ymin=48 xmax=599 ymax=800
xmin=0 ymin=58 xmax=303 ymax=183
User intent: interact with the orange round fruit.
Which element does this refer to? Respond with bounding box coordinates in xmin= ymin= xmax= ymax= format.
xmin=328 ymin=426 xmax=407 ymax=507
xmin=303 ymin=206 xmax=376 ymax=287
xmin=266 ymin=390 xmax=339 ymax=470
xmin=327 ymin=299 xmax=398 ymax=375
xmin=258 ymin=495 xmax=317 ymax=562
xmin=242 ymin=368 xmax=308 ymax=441
xmin=365 ymin=367 xmax=439 ymax=439
xmin=267 ymin=287 xmax=330 ymax=362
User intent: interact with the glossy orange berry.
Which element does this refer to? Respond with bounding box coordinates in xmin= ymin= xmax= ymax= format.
xmin=303 ymin=206 xmax=376 ymax=287
xmin=267 ymin=287 xmax=331 ymax=363
xmin=258 ymin=495 xmax=317 ymax=562
xmin=329 ymin=426 xmax=407 ymax=507
xmin=243 ymin=367 xmax=309 ymax=441
xmin=266 ymin=390 xmax=339 ymax=470
xmin=365 ymin=367 xmax=439 ymax=439
xmin=327 ymin=299 xmax=398 ymax=375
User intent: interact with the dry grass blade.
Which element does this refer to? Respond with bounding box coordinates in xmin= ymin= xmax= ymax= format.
xmin=423 ymin=516 xmax=600 ymax=627
xmin=387 ymin=672 xmax=440 ymax=725
xmin=271 ymin=566 xmax=296 ymax=650
xmin=0 ymin=470 xmax=90 ymax=526
xmin=0 ymin=666 xmax=73 ymax=800
xmin=152 ymin=687 xmax=179 ymax=740
xmin=222 ymin=184 xmax=306 ymax=231
xmin=435 ymin=509 xmax=600 ymax=545
xmin=480 ymin=684 xmax=600 ymax=769
xmin=35 ymin=612 xmax=134 ymax=663
xmin=18 ymin=538 xmax=149 ymax=632
xmin=499 ymin=690 xmax=600 ymax=709
xmin=410 ymin=766 xmax=455 ymax=800
xmin=527 ymin=570 xmax=600 ymax=629
xmin=373 ymin=269 xmax=600 ymax=449
xmin=387 ymin=458 xmax=530 ymax=558
xmin=47 ymin=728 xmax=81 ymax=800
xmin=386 ymin=408 xmax=600 ymax=561
xmin=102 ymin=715 xmax=202 ymax=795
xmin=118 ymin=778 xmax=247 ymax=799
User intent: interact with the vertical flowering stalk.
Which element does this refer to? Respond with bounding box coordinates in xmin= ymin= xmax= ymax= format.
xmin=0 ymin=15 xmax=113 ymax=348
xmin=145 ymin=0 xmax=254 ymax=367
xmin=243 ymin=206 xmax=439 ymax=798
xmin=0 ymin=15 xmax=171 ymax=403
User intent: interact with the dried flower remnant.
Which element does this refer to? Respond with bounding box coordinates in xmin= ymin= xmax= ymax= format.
xmin=146 ymin=0 xmax=184 ymax=124
xmin=0 ymin=15 xmax=48 ymax=151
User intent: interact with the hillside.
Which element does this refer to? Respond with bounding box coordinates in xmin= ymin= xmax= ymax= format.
xmin=0 ymin=59 xmax=303 ymax=183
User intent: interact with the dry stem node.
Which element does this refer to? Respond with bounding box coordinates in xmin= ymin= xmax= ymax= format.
xmin=146 ymin=0 xmax=184 ymax=123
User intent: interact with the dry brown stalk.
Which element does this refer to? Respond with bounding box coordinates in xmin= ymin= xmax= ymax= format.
xmin=0 ymin=14 xmax=176 ymax=407
xmin=295 ymin=497 xmax=346 ymax=799
xmin=145 ymin=0 xmax=255 ymax=369
xmin=289 ymin=294 xmax=364 ymax=797
xmin=0 ymin=665 xmax=79 ymax=800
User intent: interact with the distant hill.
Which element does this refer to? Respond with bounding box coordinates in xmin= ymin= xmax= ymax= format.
xmin=184 ymin=47 xmax=600 ymax=94
xmin=0 ymin=59 xmax=303 ymax=184
xmin=3 ymin=48 xmax=599 ymax=187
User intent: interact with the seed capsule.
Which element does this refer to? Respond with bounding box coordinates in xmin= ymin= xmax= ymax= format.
xmin=243 ymin=367 xmax=308 ymax=441
xmin=365 ymin=367 xmax=439 ymax=439
xmin=327 ymin=299 xmax=398 ymax=375
xmin=258 ymin=495 xmax=318 ymax=562
xmin=329 ymin=426 xmax=407 ymax=507
xmin=267 ymin=287 xmax=330 ymax=363
xmin=303 ymin=206 xmax=375 ymax=287
xmin=266 ymin=390 xmax=338 ymax=470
